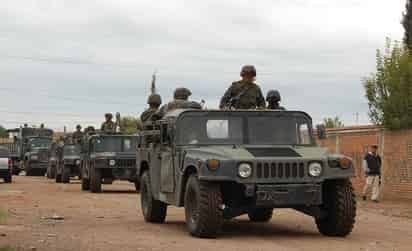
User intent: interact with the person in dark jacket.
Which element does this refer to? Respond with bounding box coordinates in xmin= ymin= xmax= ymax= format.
xmin=362 ymin=145 xmax=382 ymax=202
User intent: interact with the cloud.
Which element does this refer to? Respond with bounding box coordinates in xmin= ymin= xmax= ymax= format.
xmin=0 ymin=0 xmax=404 ymax=130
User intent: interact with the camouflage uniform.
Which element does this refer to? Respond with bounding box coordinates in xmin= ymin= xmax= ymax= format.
xmin=72 ymin=130 xmax=84 ymax=144
xmin=141 ymin=94 xmax=162 ymax=123
xmin=101 ymin=121 xmax=116 ymax=133
xmin=219 ymin=80 xmax=265 ymax=109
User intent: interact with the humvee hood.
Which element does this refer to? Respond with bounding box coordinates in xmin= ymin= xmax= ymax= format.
xmin=185 ymin=146 xmax=253 ymax=160
xmin=185 ymin=146 xmax=329 ymax=161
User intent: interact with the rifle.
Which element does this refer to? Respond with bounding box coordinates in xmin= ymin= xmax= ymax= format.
xmin=115 ymin=112 xmax=121 ymax=133
xmin=151 ymin=71 xmax=157 ymax=95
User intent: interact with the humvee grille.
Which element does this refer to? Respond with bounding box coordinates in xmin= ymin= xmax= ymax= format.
xmin=247 ymin=148 xmax=301 ymax=157
xmin=256 ymin=162 xmax=306 ymax=179
xmin=38 ymin=150 xmax=49 ymax=162
xmin=116 ymin=159 xmax=136 ymax=168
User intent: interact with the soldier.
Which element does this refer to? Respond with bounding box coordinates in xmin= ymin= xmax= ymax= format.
xmin=72 ymin=125 xmax=84 ymax=144
xmin=101 ymin=113 xmax=116 ymax=133
xmin=266 ymin=90 xmax=285 ymax=110
xmin=141 ymin=94 xmax=162 ymax=123
xmin=219 ymin=65 xmax=265 ymax=109
xmin=157 ymin=87 xmax=201 ymax=117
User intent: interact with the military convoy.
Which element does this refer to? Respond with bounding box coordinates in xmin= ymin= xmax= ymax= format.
xmin=55 ymin=144 xmax=82 ymax=183
xmin=136 ymin=109 xmax=356 ymax=238
xmin=0 ymin=146 xmax=12 ymax=183
xmin=80 ymin=133 xmax=139 ymax=193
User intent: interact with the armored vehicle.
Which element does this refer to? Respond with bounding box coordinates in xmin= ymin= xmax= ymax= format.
xmin=0 ymin=146 xmax=12 ymax=183
xmin=23 ymin=136 xmax=53 ymax=176
xmin=55 ymin=144 xmax=81 ymax=183
xmin=46 ymin=142 xmax=59 ymax=179
xmin=0 ymin=127 xmax=53 ymax=176
xmin=81 ymin=134 xmax=139 ymax=193
xmin=137 ymin=109 xmax=356 ymax=238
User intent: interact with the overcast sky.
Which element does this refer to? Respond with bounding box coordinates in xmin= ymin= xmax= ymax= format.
xmin=0 ymin=0 xmax=405 ymax=131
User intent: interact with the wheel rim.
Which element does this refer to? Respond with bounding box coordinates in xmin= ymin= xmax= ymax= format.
xmin=186 ymin=186 xmax=199 ymax=226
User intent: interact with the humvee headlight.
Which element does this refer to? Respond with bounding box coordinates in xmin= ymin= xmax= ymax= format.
xmin=75 ymin=160 xmax=81 ymax=165
xmin=30 ymin=155 xmax=38 ymax=160
xmin=238 ymin=163 xmax=252 ymax=178
xmin=308 ymin=162 xmax=322 ymax=177
xmin=207 ymin=159 xmax=220 ymax=170
xmin=339 ymin=157 xmax=352 ymax=169
xmin=109 ymin=159 xmax=116 ymax=166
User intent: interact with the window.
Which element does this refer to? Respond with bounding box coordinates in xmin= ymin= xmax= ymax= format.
xmin=207 ymin=120 xmax=229 ymax=138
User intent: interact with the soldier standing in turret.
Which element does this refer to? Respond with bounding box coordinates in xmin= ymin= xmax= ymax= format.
xmin=72 ymin=125 xmax=84 ymax=144
xmin=157 ymin=87 xmax=201 ymax=117
xmin=219 ymin=65 xmax=265 ymax=109
xmin=141 ymin=94 xmax=162 ymax=123
xmin=101 ymin=113 xmax=116 ymax=133
xmin=266 ymin=90 xmax=285 ymax=110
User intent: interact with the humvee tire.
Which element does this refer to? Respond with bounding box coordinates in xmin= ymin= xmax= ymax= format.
xmin=134 ymin=180 xmax=140 ymax=192
xmin=4 ymin=173 xmax=12 ymax=183
xmin=184 ymin=175 xmax=223 ymax=238
xmin=50 ymin=166 xmax=56 ymax=179
xmin=56 ymin=172 xmax=62 ymax=183
xmin=316 ymin=179 xmax=356 ymax=237
xmin=248 ymin=208 xmax=273 ymax=222
xmin=140 ymin=171 xmax=167 ymax=223
xmin=90 ymin=166 xmax=102 ymax=193
xmin=62 ymin=167 xmax=70 ymax=183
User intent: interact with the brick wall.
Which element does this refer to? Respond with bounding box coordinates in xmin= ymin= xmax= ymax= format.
xmin=318 ymin=126 xmax=412 ymax=200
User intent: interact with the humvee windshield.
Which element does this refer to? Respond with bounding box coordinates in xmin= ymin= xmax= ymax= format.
xmin=29 ymin=138 xmax=52 ymax=148
xmin=63 ymin=145 xmax=81 ymax=155
xmin=177 ymin=113 xmax=313 ymax=145
xmin=93 ymin=136 xmax=137 ymax=152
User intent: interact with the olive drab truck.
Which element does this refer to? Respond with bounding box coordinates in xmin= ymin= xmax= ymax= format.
xmin=1 ymin=127 xmax=53 ymax=176
xmin=55 ymin=143 xmax=82 ymax=183
xmin=136 ymin=109 xmax=356 ymax=238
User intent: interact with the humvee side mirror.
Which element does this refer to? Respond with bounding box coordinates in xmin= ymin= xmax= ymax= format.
xmin=316 ymin=124 xmax=327 ymax=140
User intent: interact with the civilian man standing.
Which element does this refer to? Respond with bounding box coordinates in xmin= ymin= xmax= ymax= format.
xmin=362 ymin=145 xmax=382 ymax=202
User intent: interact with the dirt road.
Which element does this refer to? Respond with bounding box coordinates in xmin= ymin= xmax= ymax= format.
xmin=1 ymin=177 xmax=412 ymax=251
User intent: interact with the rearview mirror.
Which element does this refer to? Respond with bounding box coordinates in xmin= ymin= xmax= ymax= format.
xmin=316 ymin=124 xmax=327 ymax=140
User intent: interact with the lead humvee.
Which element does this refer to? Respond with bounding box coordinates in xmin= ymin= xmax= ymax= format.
xmin=80 ymin=134 xmax=139 ymax=193
xmin=137 ymin=109 xmax=356 ymax=238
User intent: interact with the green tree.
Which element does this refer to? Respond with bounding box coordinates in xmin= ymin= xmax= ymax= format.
xmin=120 ymin=116 xmax=142 ymax=134
xmin=403 ymin=0 xmax=412 ymax=50
xmin=362 ymin=39 xmax=412 ymax=130
xmin=0 ymin=125 xmax=8 ymax=138
xmin=323 ymin=117 xmax=345 ymax=128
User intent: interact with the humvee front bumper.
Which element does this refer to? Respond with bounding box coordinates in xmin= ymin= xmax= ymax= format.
xmin=29 ymin=162 xmax=48 ymax=169
xmin=254 ymin=184 xmax=322 ymax=207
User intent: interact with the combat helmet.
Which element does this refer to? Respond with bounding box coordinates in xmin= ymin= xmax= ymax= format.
xmin=174 ymin=87 xmax=192 ymax=100
xmin=240 ymin=65 xmax=256 ymax=77
xmin=105 ymin=113 xmax=113 ymax=119
xmin=147 ymin=94 xmax=162 ymax=106
xmin=266 ymin=90 xmax=281 ymax=102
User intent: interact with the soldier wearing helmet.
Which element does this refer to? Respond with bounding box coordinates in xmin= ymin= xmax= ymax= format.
xmin=100 ymin=113 xmax=116 ymax=133
xmin=219 ymin=65 xmax=265 ymax=109
xmin=141 ymin=94 xmax=162 ymax=123
xmin=157 ymin=87 xmax=201 ymax=118
xmin=266 ymin=90 xmax=285 ymax=110
xmin=71 ymin=124 xmax=84 ymax=144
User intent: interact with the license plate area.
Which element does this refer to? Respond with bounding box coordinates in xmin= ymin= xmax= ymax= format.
xmin=256 ymin=184 xmax=322 ymax=206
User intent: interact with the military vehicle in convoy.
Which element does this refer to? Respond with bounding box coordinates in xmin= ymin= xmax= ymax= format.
xmin=0 ymin=146 xmax=12 ymax=183
xmin=55 ymin=144 xmax=81 ymax=183
xmin=80 ymin=134 xmax=139 ymax=193
xmin=1 ymin=127 xmax=54 ymax=176
xmin=46 ymin=142 xmax=59 ymax=179
xmin=137 ymin=109 xmax=356 ymax=238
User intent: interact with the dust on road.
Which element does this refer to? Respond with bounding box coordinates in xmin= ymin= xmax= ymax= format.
xmin=1 ymin=177 xmax=412 ymax=251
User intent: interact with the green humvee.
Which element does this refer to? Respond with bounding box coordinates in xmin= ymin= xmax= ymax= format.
xmin=80 ymin=134 xmax=139 ymax=193
xmin=137 ymin=109 xmax=356 ymax=238
xmin=55 ymin=144 xmax=81 ymax=183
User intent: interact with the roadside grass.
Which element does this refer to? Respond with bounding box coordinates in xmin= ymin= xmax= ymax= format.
xmin=0 ymin=208 xmax=8 ymax=224
xmin=0 ymin=247 xmax=15 ymax=251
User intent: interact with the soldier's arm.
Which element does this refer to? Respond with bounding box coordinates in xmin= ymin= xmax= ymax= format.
xmin=219 ymin=85 xmax=234 ymax=109
xmin=100 ymin=123 xmax=105 ymax=131
xmin=256 ymin=86 xmax=266 ymax=109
